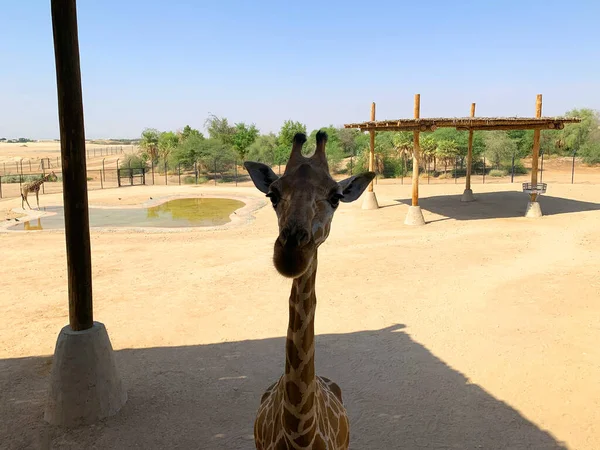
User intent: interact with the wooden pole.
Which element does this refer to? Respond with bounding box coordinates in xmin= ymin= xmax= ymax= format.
xmin=368 ymin=102 xmax=376 ymax=192
xmin=411 ymin=94 xmax=420 ymax=206
xmin=465 ymin=103 xmax=476 ymax=190
xmin=51 ymin=0 xmax=93 ymax=331
xmin=530 ymin=94 xmax=542 ymax=201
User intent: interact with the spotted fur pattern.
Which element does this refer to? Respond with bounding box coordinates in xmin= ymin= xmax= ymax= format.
xmin=254 ymin=257 xmax=349 ymax=450
xmin=21 ymin=172 xmax=54 ymax=209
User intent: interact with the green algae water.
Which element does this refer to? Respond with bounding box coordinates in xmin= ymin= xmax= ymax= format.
xmin=10 ymin=198 xmax=246 ymax=231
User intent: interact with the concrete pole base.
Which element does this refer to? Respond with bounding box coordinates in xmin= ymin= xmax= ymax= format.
xmin=461 ymin=188 xmax=475 ymax=202
xmin=361 ymin=191 xmax=379 ymax=210
xmin=525 ymin=201 xmax=543 ymax=218
xmin=44 ymin=321 xmax=127 ymax=427
xmin=404 ymin=205 xmax=426 ymax=226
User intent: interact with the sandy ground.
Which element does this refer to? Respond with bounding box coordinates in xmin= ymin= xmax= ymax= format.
xmin=1 ymin=178 xmax=600 ymax=449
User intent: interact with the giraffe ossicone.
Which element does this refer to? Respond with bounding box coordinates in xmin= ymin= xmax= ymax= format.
xmin=244 ymin=131 xmax=375 ymax=450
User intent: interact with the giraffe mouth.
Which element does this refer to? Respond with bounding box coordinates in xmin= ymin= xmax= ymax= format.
xmin=272 ymin=238 xmax=315 ymax=278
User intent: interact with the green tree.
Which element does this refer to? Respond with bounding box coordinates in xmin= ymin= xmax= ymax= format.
xmin=204 ymin=114 xmax=235 ymax=145
xmin=246 ymin=133 xmax=278 ymax=165
xmin=278 ymin=120 xmax=307 ymax=149
xmin=483 ymin=131 xmax=517 ymax=168
xmin=420 ymin=135 xmax=437 ymax=171
xmin=139 ymin=128 xmax=160 ymax=162
xmin=232 ymin=122 xmax=259 ymax=159
xmin=170 ymin=134 xmax=205 ymax=169
xmin=435 ymin=139 xmax=460 ymax=173
xmin=180 ymin=125 xmax=203 ymax=142
xmin=561 ymin=108 xmax=600 ymax=153
xmin=158 ymin=131 xmax=179 ymax=160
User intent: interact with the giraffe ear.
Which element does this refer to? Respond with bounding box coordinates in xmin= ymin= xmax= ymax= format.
xmin=243 ymin=161 xmax=279 ymax=194
xmin=337 ymin=172 xmax=376 ymax=203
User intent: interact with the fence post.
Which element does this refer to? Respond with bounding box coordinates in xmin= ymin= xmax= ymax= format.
xmin=42 ymin=164 xmax=46 ymax=194
xmin=151 ymin=160 xmax=155 ymax=185
xmin=195 ymin=161 xmax=198 ymax=185
xmin=454 ymin=157 xmax=457 ymax=184
xmin=100 ymin=169 xmax=103 ymax=189
xmin=540 ymin=151 xmax=544 ymax=184
xmin=571 ymin=151 xmax=576 ymax=184
xmin=235 ymin=159 xmax=238 ymax=187
xmin=511 ymin=153 xmax=515 ymax=183
xmin=116 ymin=158 xmax=120 ymax=170
xmin=178 ymin=163 xmax=181 ymax=185
xmin=56 ymin=156 xmax=59 ymax=167
xmin=482 ymin=157 xmax=486 ymax=184
xmin=214 ymin=159 xmax=217 ymax=186
xmin=164 ymin=160 xmax=167 ymax=185
xmin=102 ymin=158 xmax=105 ymax=182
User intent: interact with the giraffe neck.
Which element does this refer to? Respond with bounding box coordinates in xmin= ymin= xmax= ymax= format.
xmin=282 ymin=253 xmax=318 ymax=439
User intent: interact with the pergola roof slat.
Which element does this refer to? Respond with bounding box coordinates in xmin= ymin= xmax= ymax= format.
xmin=344 ymin=116 xmax=581 ymax=132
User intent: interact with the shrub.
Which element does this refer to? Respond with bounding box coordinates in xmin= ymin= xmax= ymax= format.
xmin=381 ymin=157 xmax=409 ymax=178
xmin=121 ymin=153 xmax=147 ymax=169
xmin=501 ymin=160 xmax=528 ymax=174
xmin=490 ymin=169 xmax=508 ymax=177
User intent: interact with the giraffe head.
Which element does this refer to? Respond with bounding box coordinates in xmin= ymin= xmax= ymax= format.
xmin=245 ymin=130 xmax=375 ymax=278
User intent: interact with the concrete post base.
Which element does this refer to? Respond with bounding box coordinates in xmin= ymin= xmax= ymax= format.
xmin=461 ymin=188 xmax=475 ymax=202
xmin=404 ymin=205 xmax=426 ymax=226
xmin=525 ymin=201 xmax=543 ymax=218
xmin=361 ymin=191 xmax=379 ymax=210
xmin=44 ymin=321 xmax=127 ymax=427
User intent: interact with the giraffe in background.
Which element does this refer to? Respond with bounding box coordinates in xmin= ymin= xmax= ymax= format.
xmin=244 ymin=131 xmax=375 ymax=450
xmin=21 ymin=171 xmax=56 ymax=210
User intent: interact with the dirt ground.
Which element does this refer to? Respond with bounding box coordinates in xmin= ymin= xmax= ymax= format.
xmin=1 ymin=178 xmax=600 ymax=449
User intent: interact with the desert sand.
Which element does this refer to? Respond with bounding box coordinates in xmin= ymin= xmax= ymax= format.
xmin=1 ymin=158 xmax=600 ymax=449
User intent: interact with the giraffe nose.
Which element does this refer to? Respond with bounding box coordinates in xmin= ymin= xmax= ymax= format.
xmin=279 ymin=226 xmax=310 ymax=248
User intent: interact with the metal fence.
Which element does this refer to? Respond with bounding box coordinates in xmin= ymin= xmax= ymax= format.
xmin=0 ymin=153 xmax=597 ymax=201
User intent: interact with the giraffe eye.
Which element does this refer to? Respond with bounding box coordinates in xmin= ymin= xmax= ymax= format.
xmin=329 ymin=194 xmax=343 ymax=208
xmin=266 ymin=192 xmax=279 ymax=208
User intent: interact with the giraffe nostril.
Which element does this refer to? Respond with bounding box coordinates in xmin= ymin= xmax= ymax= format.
xmin=279 ymin=227 xmax=310 ymax=248
xmin=296 ymin=229 xmax=309 ymax=247
xmin=279 ymin=228 xmax=290 ymax=246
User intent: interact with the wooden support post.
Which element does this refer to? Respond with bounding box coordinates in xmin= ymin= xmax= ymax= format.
xmin=404 ymin=94 xmax=426 ymax=225
xmin=51 ymin=0 xmax=93 ymax=331
xmin=368 ymin=102 xmax=376 ymax=192
xmin=411 ymin=94 xmax=420 ymax=206
xmin=361 ymin=102 xmax=379 ymax=209
xmin=45 ymin=0 xmax=127 ymax=428
xmin=466 ymin=103 xmax=476 ymax=190
xmin=530 ymin=94 xmax=542 ymax=202
xmin=461 ymin=103 xmax=476 ymax=202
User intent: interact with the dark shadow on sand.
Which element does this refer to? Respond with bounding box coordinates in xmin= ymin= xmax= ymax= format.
xmin=394 ymin=191 xmax=600 ymax=221
xmin=1 ymin=324 xmax=567 ymax=449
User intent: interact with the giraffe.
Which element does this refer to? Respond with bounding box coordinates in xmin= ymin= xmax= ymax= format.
xmin=21 ymin=171 xmax=55 ymax=210
xmin=244 ymin=130 xmax=375 ymax=450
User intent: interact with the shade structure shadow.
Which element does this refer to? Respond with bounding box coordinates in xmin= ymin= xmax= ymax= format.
xmin=1 ymin=324 xmax=566 ymax=449
xmin=395 ymin=191 xmax=600 ymax=221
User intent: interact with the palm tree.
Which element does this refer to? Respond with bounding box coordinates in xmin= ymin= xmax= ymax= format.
xmin=139 ymin=128 xmax=160 ymax=162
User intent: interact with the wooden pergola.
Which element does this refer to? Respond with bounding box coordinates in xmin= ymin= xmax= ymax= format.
xmin=344 ymin=94 xmax=581 ymax=223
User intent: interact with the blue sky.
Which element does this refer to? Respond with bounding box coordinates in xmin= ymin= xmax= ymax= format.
xmin=1 ymin=0 xmax=599 ymax=139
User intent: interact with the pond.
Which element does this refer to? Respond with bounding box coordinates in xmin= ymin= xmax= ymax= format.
xmin=10 ymin=197 xmax=246 ymax=231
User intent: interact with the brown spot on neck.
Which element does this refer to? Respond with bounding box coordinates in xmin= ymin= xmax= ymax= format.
xmin=283 ymin=256 xmax=318 ymax=431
